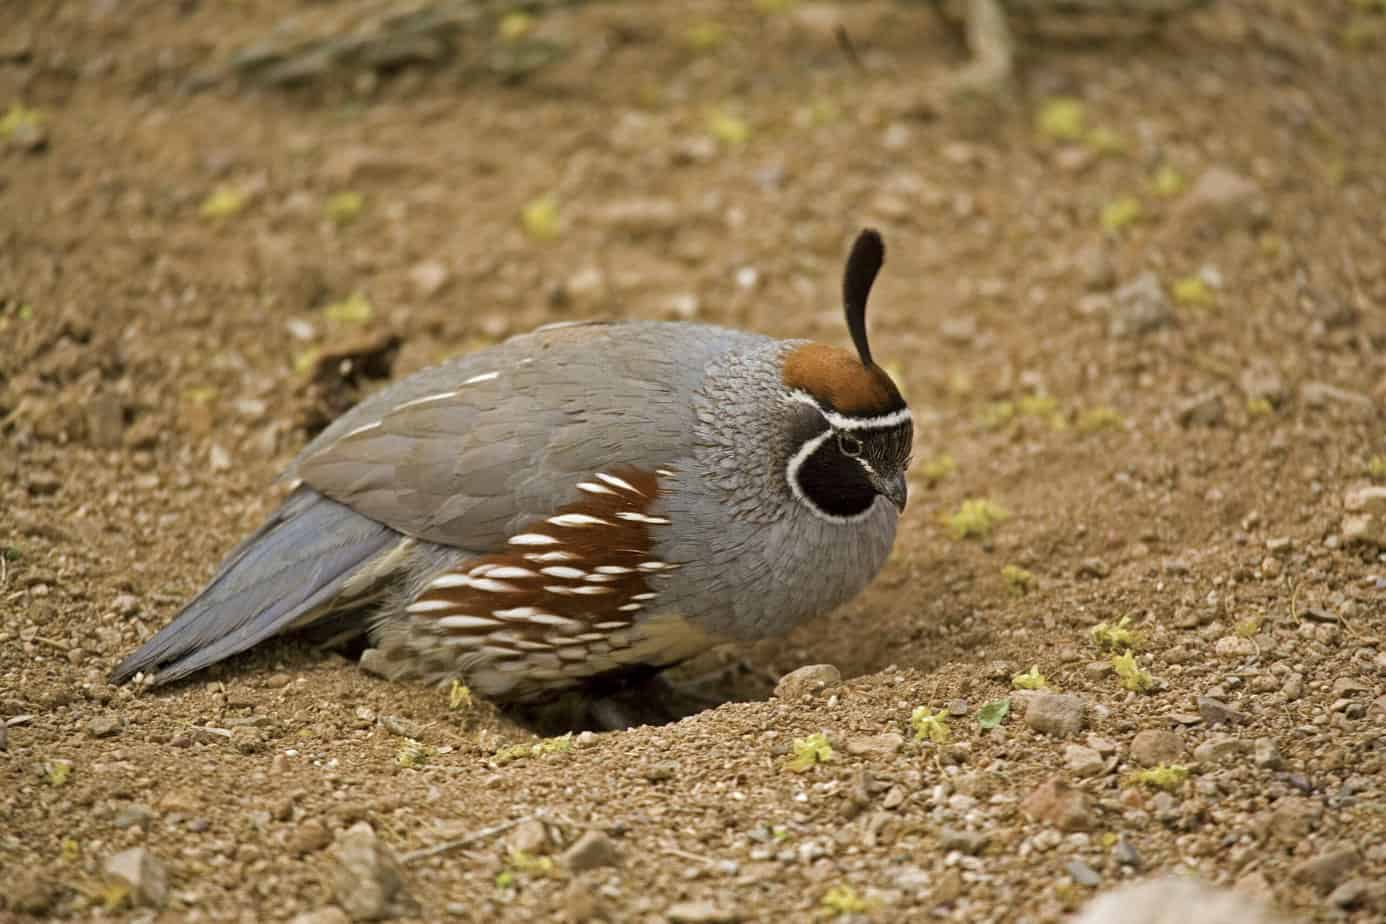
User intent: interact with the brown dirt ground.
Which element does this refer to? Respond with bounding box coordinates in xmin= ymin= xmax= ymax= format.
xmin=3 ymin=1 xmax=1386 ymax=922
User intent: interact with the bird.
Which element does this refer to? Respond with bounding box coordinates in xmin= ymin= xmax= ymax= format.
xmin=109 ymin=228 xmax=913 ymax=720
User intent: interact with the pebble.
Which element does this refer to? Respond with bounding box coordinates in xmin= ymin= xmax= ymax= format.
xmin=1073 ymin=877 xmax=1279 ymax=924
xmin=104 ymin=847 xmax=168 ymax=908
xmin=595 ymin=197 xmax=680 ymax=235
xmin=113 ymin=593 xmax=141 ymax=616
xmin=87 ymin=713 xmax=124 ymax=738
xmin=1197 ymin=696 xmax=1247 ymax=725
xmin=331 ymin=822 xmax=418 ymax=921
xmin=1292 ymin=845 xmax=1361 ymax=892
xmin=773 ymin=664 xmax=840 ymax=700
xmin=1108 ymin=272 xmax=1172 ymax=338
xmin=113 ymin=803 xmax=155 ymax=829
xmin=1023 ymin=693 xmax=1088 ymax=737
xmin=666 ymin=899 xmax=739 ymax=923
xmin=290 ymin=819 xmax=333 ymax=856
xmin=1327 ymin=878 xmax=1368 ymax=909
xmin=1267 ymin=797 xmax=1321 ymax=842
xmin=1130 ymin=730 xmax=1184 ymax=767
xmin=1065 ymin=858 xmax=1102 ymax=887
xmin=1064 ymin=744 xmax=1105 ymax=778
xmin=938 ymin=828 xmax=990 ymax=855
xmin=561 ymin=830 xmax=622 ymax=872
xmin=1176 ymin=390 xmax=1225 ymax=428
xmin=1213 ymin=636 xmax=1256 ymax=658
xmin=1342 ymin=486 xmax=1386 ymax=547
xmin=1193 ymin=734 xmax=1249 ymax=764
xmin=1240 ymin=361 xmax=1285 ymax=406
xmin=844 ymin=733 xmax=904 ymax=758
xmin=1175 ymin=166 xmax=1268 ymax=233
xmin=1252 ymin=737 xmax=1284 ymax=770
xmin=289 ymin=909 xmax=352 ymax=924
xmin=1300 ymin=382 xmax=1376 ymax=418
xmin=574 ymin=730 xmax=599 ymax=749
xmin=1112 ymin=838 xmax=1142 ymax=868
xmin=358 ymin=648 xmax=390 ymax=678
xmin=1020 ymin=777 xmax=1094 ymax=832
xmin=379 ymin=715 xmax=423 ymax=739
xmin=9 ymin=871 xmax=57 ymax=914
xmin=407 ymin=261 xmax=450 ymax=298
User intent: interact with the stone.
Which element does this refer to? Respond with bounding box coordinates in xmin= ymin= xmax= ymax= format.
xmin=8 ymin=871 xmax=58 ymax=914
xmin=1023 ymin=693 xmax=1087 ymax=737
xmin=1197 ymin=696 xmax=1247 ymax=725
xmin=1193 ymin=734 xmax=1249 ymax=764
xmin=1301 ymin=382 xmax=1376 ymax=417
xmin=1267 ymin=797 xmax=1321 ymax=843
xmin=666 ymin=900 xmax=739 ymax=923
xmin=1130 ymin=730 xmax=1184 ymax=767
xmin=358 ymin=648 xmax=391 ymax=678
xmin=1073 ymin=877 xmax=1281 ymax=924
xmin=1343 ymin=486 xmax=1386 ymax=548
xmin=87 ymin=713 xmax=124 ymax=738
xmin=1214 ymin=636 xmax=1257 ymax=657
xmin=1109 ymin=272 xmax=1172 ymax=337
xmin=561 ymin=830 xmax=622 ymax=872
xmin=290 ymin=910 xmax=352 ymax=924
xmin=938 ymin=828 xmax=990 ymax=854
xmin=290 ymin=819 xmax=333 ymax=856
xmin=1176 ymin=390 xmax=1225 ymax=428
xmin=1240 ymin=361 xmax=1285 ymax=406
xmin=1176 ymin=167 xmax=1268 ymax=234
xmin=104 ymin=847 xmax=168 ymax=908
xmin=85 ymin=393 xmax=126 ymax=449
xmin=1112 ymin=838 xmax=1142 ymax=868
xmin=1020 ymin=777 xmax=1094 ymax=831
xmin=1065 ymin=858 xmax=1102 ymax=887
xmin=595 ymin=198 xmax=680 ymax=235
xmin=1328 ymin=878 xmax=1368 ymax=909
xmin=406 ymin=260 xmax=450 ymax=298
xmin=774 ymin=664 xmax=841 ymax=700
xmin=1292 ymin=846 xmax=1361 ymax=892
xmin=331 ymin=822 xmax=417 ymax=921
xmin=1252 ymin=737 xmax=1284 ymax=770
xmin=844 ymin=733 xmax=905 ymax=758
xmin=1065 ymin=744 xmax=1105 ymax=778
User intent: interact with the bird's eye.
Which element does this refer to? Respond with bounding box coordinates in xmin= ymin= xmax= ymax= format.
xmin=837 ymin=434 xmax=863 ymax=457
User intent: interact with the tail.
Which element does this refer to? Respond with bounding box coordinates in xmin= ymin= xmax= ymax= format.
xmin=109 ymin=487 xmax=400 ymax=687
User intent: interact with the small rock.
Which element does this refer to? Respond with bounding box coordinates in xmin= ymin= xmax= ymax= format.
xmin=1076 ymin=244 xmax=1115 ymax=291
xmin=289 ymin=909 xmax=352 ymax=924
xmin=931 ymin=868 xmax=964 ymax=904
xmin=1020 ymin=777 xmax=1094 ymax=832
xmin=1301 ymin=382 xmax=1376 ymax=418
xmin=938 ymin=828 xmax=990 ymax=855
xmin=209 ymin=443 xmax=233 ymax=472
xmin=1240 ymin=361 xmax=1285 ymax=406
xmin=1214 ymin=637 xmax=1258 ymax=656
xmin=574 ymin=730 xmax=599 ymax=749
xmin=8 ymin=870 xmax=58 ymax=914
xmin=1076 ymin=558 xmax=1111 ymax=579
xmin=85 ymin=393 xmax=125 ymax=449
xmin=1176 ymin=390 xmax=1225 ymax=428
xmin=561 ymin=830 xmax=622 ymax=872
xmin=774 ymin=664 xmax=841 ymax=700
xmin=1292 ymin=845 xmax=1361 ymax=892
xmin=1109 ymin=272 xmax=1172 ymax=338
xmin=1197 ymin=696 xmax=1247 ymax=725
xmin=331 ymin=822 xmax=418 ymax=921
xmin=0 ymin=722 xmax=7 ymax=751
xmin=506 ymin=818 xmax=553 ymax=855
xmin=25 ymin=469 xmax=61 ymax=495
xmin=379 ymin=715 xmax=423 ymax=739
xmin=1267 ymin=797 xmax=1321 ymax=842
xmin=1175 ymin=167 xmax=1268 ymax=234
xmin=407 ymin=260 xmax=450 ymax=298
xmin=232 ymin=726 xmax=267 ymax=754
xmin=1130 ymin=729 xmax=1185 ymax=767
xmin=1252 ymin=737 xmax=1284 ymax=770
xmin=1065 ymin=858 xmax=1102 ymax=887
xmin=1064 ymin=744 xmax=1105 ymax=778
xmin=844 ymin=733 xmax=904 ymax=758
xmin=1023 ymin=693 xmax=1087 ymax=737
xmin=666 ymin=900 xmax=739 ymax=923
xmin=1343 ymin=486 xmax=1386 ymax=548
xmin=1193 ymin=734 xmax=1249 ymax=764
xmin=1112 ymin=838 xmax=1142 ymax=868
xmin=1327 ymin=878 xmax=1367 ymax=909
xmin=113 ymin=593 xmax=141 ymax=616
xmin=113 ymin=803 xmax=155 ymax=830
xmin=595 ymin=198 xmax=679 ymax=235
xmin=104 ymin=847 xmax=168 ymax=908
xmin=643 ymin=760 xmax=677 ymax=783
xmin=290 ymin=819 xmax=333 ymax=856
xmin=87 ymin=713 xmax=124 ymax=738
xmin=358 ymin=648 xmax=390 ymax=678
xmin=1073 ymin=877 xmax=1280 ymax=924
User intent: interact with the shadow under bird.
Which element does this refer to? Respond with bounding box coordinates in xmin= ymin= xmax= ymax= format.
xmin=110 ymin=229 xmax=913 ymax=719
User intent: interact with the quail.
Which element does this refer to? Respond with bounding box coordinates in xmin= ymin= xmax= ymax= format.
xmin=110 ymin=229 xmax=913 ymax=711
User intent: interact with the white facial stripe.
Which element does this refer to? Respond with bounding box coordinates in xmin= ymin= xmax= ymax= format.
xmin=784 ymin=428 xmax=878 ymax=525
xmin=786 ymin=390 xmax=911 ymax=431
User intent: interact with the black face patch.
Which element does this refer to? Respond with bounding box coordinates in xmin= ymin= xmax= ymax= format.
xmin=788 ymin=408 xmax=914 ymax=521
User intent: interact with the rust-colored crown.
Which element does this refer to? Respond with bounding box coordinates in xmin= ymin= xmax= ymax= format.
xmin=781 ymin=229 xmax=905 ymax=417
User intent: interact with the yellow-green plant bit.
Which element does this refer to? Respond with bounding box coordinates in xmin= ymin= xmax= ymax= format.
xmin=1111 ymin=651 xmax=1153 ymax=692
xmin=1012 ymin=665 xmax=1048 ymax=690
xmin=784 ymin=732 xmax=833 ymax=772
xmin=1090 ymin=615 xmax=1142 ymax=650
xmin=821 ymin=884 xmax=873 ymax=914
xmin=910 ymin=706 xmax=951 ymax=744
xmin=1127 ymin=764 xmax=1189 ymax=791
xmin=1001 ymin=564 xmax=1036 ymax=596
xmin=945 ymin=499 xmax=1008 ymax=540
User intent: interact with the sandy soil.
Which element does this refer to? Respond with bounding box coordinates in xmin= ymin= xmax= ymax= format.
xmin=2 ymin=1 xmax=1385 ymax=921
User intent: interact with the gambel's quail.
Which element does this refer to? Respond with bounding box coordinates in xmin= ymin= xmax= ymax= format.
xmin=110 ymin=229 xmax=913 ymax=709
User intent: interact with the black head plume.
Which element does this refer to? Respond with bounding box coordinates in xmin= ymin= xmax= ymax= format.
xmin=842 ymin=228 xmax=885 ymax=368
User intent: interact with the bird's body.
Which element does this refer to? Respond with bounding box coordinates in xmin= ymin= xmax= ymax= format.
xmin=111 ymin=231 xmax=912 ymax=707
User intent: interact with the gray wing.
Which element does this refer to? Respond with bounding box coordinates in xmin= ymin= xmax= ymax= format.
xmin=289 ymin=321 xmax=764 ymax=551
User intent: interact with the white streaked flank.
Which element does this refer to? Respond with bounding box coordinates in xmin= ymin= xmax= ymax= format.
xmin=437 ymin=614 xmax=502 ymax=630
xmin=595 ymin=472 xmax=641 ymax=494
xmin=615 ymin=511 xmax=671 ymax=525
xmin=540 ymin=566 xmax=586 ymax=579
xmin=461 ymin=371 xmax=500 ymax=386
xmin=406 ymin=599 xmax=456 ymax=613
xmin=343 ymin=420 xmax=381 ymax=439
xmin=393 ymin=390 xmax=458 ymax=412
xmin=509 ymin=533 xmax=559 ymax=546
xmin=576 ymin=481 xmax=617 ymax=495
xmin=547 ymin=513 xmax=610 ymax=528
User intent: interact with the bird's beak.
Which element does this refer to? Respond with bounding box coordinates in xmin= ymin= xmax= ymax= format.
xmin=875 ymin=471 xmax=908 ymax=512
